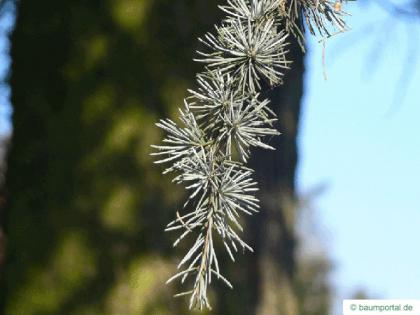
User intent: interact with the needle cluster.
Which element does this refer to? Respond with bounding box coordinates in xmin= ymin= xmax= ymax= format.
xmin=152 ymin=0 xmax=352 ymax=310
xmin=283 ymin=0 xmax=351 ymax=48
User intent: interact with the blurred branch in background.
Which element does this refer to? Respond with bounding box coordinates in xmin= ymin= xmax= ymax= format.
xmin=372 ymin=0 xmax=420 ymax=18
xmin=371 ymin=0 xmax=420 ymax=111
xmin=329 ymin=0 xmax=420 ymax=110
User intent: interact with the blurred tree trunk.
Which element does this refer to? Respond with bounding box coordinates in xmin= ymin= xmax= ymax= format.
xmin=1 ymin=1 xmax=306 ymax=314
xmin=215 ymin=37 xmax=304 ymax=315
xmin=251 ymin=40 xmax=304 ymax=315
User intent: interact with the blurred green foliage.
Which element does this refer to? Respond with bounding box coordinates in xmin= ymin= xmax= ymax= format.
xmin=1 ymin=0 xmax=221 ymax=314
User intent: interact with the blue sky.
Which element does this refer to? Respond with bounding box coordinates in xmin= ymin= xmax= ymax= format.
xmin=0 ymin=2 xmax=419 ymax=314
xmin=298 ymin=1 xmax=420 ymax=312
